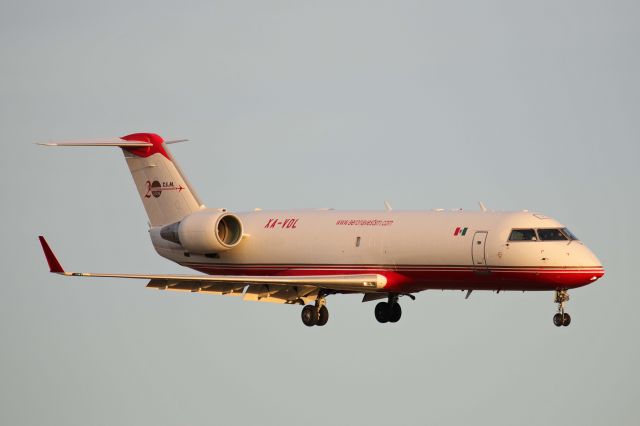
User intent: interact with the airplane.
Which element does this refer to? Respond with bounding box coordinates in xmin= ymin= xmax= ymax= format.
xmin=38 ymin=132 xmax=605 ymax=327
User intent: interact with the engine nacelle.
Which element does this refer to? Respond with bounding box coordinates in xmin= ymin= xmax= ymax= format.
xmin=160 ymin=210 xmax=243 ymax=254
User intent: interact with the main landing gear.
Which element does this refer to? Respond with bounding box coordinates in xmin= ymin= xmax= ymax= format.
xmin=553 ymin=289 xmax=571 ymax=327
xmin=375 ymin=294 xmax=402 ymax=324
xmin=301 ymin=296 xmax=329 ymax=327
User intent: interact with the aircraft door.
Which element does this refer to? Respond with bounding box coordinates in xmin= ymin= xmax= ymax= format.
xmin=472 ymin=232 xmax=488 ymax=267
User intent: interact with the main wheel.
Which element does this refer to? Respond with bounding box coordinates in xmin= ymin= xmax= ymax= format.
xmin=375 ymin=302 xmax=389 ymax=323
xmin=562 ymin=312 xmax=571 ymax=327
xmin=301 ymin=305 xmax=318 ymax=327
xmin=553 ymin=313 xmax=563 ymax=327
xmin=389 ymin=303 xmax=402 ymax=323
xmin=317 ymin=305 xmax=329 ymax=326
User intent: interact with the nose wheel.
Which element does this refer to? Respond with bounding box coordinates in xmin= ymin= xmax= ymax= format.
xmin=553 ymin=290 xmax=571 ymax=327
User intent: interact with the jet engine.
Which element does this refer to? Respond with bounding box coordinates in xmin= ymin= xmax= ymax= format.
xmin=160 ymin=210 xmax=243 ymax=254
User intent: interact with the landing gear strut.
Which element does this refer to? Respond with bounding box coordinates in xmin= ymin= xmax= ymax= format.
xmin=301 ymin=295 xmax=329 ymax=327
xmin=553 ymin=289 xmax=571 ymax=327
xmin=375 ymin=294 xmax=402 ymax=324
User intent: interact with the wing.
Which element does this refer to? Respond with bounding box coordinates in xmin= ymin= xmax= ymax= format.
xmin=38 ymin=236 xmax=386 ymax=304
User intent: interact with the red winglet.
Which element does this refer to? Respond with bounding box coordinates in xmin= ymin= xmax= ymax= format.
xmin=38 ymin=236 xmax=65 ymax=273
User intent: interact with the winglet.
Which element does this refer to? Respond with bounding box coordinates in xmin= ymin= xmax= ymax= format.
xmin=38 ymin=236 xmax=65 ymax=273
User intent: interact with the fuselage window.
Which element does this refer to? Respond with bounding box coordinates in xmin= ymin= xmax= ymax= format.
xmin=509 ymin=229 xmax=537 ymax=241
xmin=538 ymin=228 xmax=569 ymax=241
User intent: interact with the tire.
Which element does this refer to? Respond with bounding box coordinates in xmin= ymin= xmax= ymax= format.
xmin=553 ymin=313 xmax=563 ymax=327
xmin=389 ymin=303 xmax=402 ymax=323
xmin=317 ymin=306 xmax=329 ymax=326
xmin=301 ymin=305 xmax=318 ymax=327
xmin=562 ymin=313 xmax=571 ymax=327
xmin=375 ymin=302 xmax=389 ymax=323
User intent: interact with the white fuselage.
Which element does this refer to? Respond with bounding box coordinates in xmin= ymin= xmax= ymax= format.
xmin=150 ymin=209 xmax=604 ymax=293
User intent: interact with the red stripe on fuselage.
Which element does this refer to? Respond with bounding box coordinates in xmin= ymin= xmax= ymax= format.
xmin=180 ymin=263 xmax=604 ymax=292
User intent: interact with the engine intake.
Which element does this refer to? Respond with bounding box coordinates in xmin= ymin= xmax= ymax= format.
xmin=160 ymin=211 xmax=243 ymax=253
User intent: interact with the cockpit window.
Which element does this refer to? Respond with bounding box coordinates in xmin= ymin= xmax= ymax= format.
xmin=509 ymin=229 xmax=537 ymax=241
xmin=538 ymin=228 xmax=568 ymax=241
xmin=561 ymin=228 xmax=579 ymax=240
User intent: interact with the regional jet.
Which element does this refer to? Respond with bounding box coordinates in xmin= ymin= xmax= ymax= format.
xmin=38 ymin=133 xmax=605 ymax=327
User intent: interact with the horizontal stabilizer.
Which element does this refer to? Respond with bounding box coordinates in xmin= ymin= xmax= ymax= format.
xmin=37 ymin=138 xmax=152 ymax=147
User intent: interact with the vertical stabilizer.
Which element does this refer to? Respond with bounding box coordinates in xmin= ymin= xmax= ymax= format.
xmin=120 ymin=133 xmax=204 ymax=226
xmin=39 ymin=132 xmax=205 ymax=226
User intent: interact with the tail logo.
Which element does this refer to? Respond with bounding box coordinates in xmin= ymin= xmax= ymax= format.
xmin=144 ymin=180 xmax=185 ymax=198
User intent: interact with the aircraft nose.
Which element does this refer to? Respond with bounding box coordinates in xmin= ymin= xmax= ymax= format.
xmin=591 ymin=266 xmax=605 ymax=283
xmin=581 ymin=244 xmax=605 ymax=281
xmin=575 ymin=242 xmax=601 ymax=265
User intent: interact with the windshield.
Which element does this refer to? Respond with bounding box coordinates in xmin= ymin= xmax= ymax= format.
xmin=561 ymin=228 xmax=579 ymax=240
xmin=509 ymin=229 xmax=537 ymax=241
xmin=538 ymin=228 xmax=568 ymax=241
xmin=508 ymin=227 xmax=580 ymax=242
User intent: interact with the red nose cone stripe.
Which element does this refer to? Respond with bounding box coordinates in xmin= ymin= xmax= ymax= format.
xmin=120 ymin=133 xmax=171 ymax=160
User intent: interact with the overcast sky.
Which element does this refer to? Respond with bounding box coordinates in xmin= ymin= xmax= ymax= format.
xmin=1 ymin=1 xmax=639 ymax=425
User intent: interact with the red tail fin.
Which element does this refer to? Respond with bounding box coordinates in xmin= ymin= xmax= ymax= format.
xmin=120 ymin=133 xmax=171 ymax=160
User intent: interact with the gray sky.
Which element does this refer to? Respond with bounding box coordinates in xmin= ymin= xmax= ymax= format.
xmin=1 ymin=1 xmax=638 ymax=425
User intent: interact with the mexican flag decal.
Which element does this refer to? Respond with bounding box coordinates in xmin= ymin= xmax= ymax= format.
xmin=453 ymin=227 xmax=468 ymax=236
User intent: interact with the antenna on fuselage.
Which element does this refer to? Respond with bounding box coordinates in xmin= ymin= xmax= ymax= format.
xmin=384 ymin=201 xmax=393 ymax=211
xmin=478 ymin=201 xmax=487 ymax=212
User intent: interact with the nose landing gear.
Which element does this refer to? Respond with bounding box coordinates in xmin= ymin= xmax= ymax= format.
xmin=553 ymin=289 xmax=571 ymax=327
